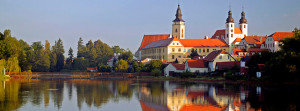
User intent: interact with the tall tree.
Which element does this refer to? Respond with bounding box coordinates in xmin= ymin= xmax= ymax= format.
xmin=77 ymin=37 xmax=86 ymax=58
xmin=31 ymin=42 xmax=50 ymax=72
xmin=66 ymin=47 xmax=74 ymax=64
xmin=18 ymin=40 xmax=31 ymax=72
xmin=55 ymin=38 xmax=65 ymax=71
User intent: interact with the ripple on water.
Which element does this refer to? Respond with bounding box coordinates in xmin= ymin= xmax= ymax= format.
xmin=47 ymin=89 xmax=59 ymax=91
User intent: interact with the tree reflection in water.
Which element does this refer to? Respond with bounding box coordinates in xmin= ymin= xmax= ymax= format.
xmin=0 ymin=79 xmax=298 ymax=111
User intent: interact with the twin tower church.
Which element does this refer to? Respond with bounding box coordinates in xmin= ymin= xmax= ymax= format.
xmin=136 ymin=5 xmax=249 ymax=62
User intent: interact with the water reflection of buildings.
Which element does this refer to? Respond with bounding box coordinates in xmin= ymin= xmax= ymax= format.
xmin=136 ymin=81 xmax=253 ymax=111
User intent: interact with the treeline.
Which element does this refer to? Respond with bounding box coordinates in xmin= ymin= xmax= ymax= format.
xmin=247 ymin=28 xmax=300 ymax=82
xmin=0 ymin=29 xmax=67 ymax=73
xmin=0 ymin=29 xmax=134 ymax=75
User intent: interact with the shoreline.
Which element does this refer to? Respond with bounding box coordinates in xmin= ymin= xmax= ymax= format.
xmin=13 ymin=76 xmax=296 ymax=85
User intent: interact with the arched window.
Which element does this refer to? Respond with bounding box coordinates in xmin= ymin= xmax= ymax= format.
xmin=231 ymin=24 xmax=233 ymax=27
xmin=175 ymin=29 xmax=177 ymax=32
xmin=244 ymin=25 xmax=246 ymax=28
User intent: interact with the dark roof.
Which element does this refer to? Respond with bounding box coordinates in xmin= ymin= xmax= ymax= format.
xmin=226 ymin=10 xmax=234 ymax=23
xmin=142 ymin=38 xmax=173 ymax=49
xmin=173 ymin=5 xmax=184 ymax=22
xmin=239 ymin=11 xmax=247 ymax=24
xmin=204 ymin=50 xmax=227 ymax=62
xmin=216 ymin=61 xmax=240 ymax=70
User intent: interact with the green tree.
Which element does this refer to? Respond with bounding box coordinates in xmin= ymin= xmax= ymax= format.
xmin=149 ymin=60 xmax=163 ymax=70
xmin=94 ymin=40 xmax=113 ymax=64
xmin=49 ymin=48 xmax=57 ymax=72
xmin=98 ymin=64 xmax=111 ymax=72
xmin=189 ymin=49 xmax=199 ymax=59
xmin=67 ymin=47 xmax=74 ymax=64
xmin=115 ymin=59 xmax=129 ymax=72
xmin=265 ymin=28 xmax=300 ymax=82
xmin=31 ymin=42 xmax=49 ymax=72
xmin=151 ymin=68 xmax=161 ymax=77
xmin=112 ymin=46 xmax=125 ymax=54
xmin=119 ymin=49 xmax=133 ymax=63
xmin=73 ymin=57 xmax=89 ymax=71
xmin=54 ymin=39 xmax=65 ymax=71
xmin=77 ymin=37 xmax=86 ymax=58
xmin=6 ymin=57 xmax=21 ymax=73
xmin=18 ymin=40 xmax=31 ymax=72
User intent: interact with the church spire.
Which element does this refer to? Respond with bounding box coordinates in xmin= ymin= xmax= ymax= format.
xmin=239 ymin=11 xmax=247 ymax=24
xmin=173 ymin=5 xmax=184 ymax=22
xmin=226 ymin=10 xmax=234 ymax=23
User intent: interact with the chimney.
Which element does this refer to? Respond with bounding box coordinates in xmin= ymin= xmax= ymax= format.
xmin=260 ymin=36 xmax=262 ymax=42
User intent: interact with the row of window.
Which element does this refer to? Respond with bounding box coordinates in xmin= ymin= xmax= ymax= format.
xmin=171 ymin=55 xmax=182 ymax=59
xmin=266 ymin=43 xmax=275 ymax=48
xmin=143 ymin=55 xmax=165 ymax=59
xmin=172 ymin=48 xmax=223 ymax=53
xmin=142 ymin=48 xmax=165 ymax=54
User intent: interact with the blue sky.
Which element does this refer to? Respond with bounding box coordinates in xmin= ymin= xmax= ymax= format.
xmin=1 ymin=0 xmax=300 ymax=55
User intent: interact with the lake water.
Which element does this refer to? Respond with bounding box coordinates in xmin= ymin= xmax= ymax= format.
xmin=0 ymin=79 xmax=298 ymax=111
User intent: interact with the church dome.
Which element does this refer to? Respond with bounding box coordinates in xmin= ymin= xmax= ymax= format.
xmin=239 ymin=11 xmax=247 ymax=24
xmin=226 ymin=11 xmax=234 ymax=23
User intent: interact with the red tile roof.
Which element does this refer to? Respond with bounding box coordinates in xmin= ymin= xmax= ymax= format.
xmin=186 ymin=60 xmax=206 ymax=68
xmin=234 ymin=28 xmax=243 ymax=34
xmin=248 ymin=48 xmax=268 ymax=52
xmin=270 ymin=32 xmax=294 ymax=41
xmin=204 ymin=50 xmax=227 ymax=62
xmin=142 ymin=38 xmax=228 ymax=49
xmin=179 ymin=39 xmax=228 ymax=47
xmin=243 ymin=36 xmax=267 ymax=45
xmin=255 ymin=41 xmax=264 ymax=47
xmin=180 ymin=105 xmax=223 ymax=111
xmin=216 ymin=61 xmax=240 ymax=70
xmin=232 ymin=49 xmax=246 ymax=55
xmin=212 ymin=28 xmax=243 ymax=39
xmin=139 ymin=34 xmax=170 ymax=50
xmin=172 ymin=64 xmax=185 ymax=70
xmin=232 ymin=38 xmax=242 ymax=44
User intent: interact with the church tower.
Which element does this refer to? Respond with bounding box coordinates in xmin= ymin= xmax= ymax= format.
xmin=239 ymin=11 xmax=248 ymax=37
xmin=172 ymin=5 xmax=185 ymax=39
xmin=225 ymin=10 xmax=235 ymax=45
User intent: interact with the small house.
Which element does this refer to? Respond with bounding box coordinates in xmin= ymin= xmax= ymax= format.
xmin=204 ymin=50 xmax=236 ymax=72
xmin=184 ymin=60 xmax=208 ymax=74
xmin=164 ymin=64 xmax=185 ymax=76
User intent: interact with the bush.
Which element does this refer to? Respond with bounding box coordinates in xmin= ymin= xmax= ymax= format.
xmin=151 ymin=69 xmax=161 ymax=77
xmin=180 ymin=70 xmax=196 ymax=78
xmin=225 ymin=71 xmax=243 ymax=81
